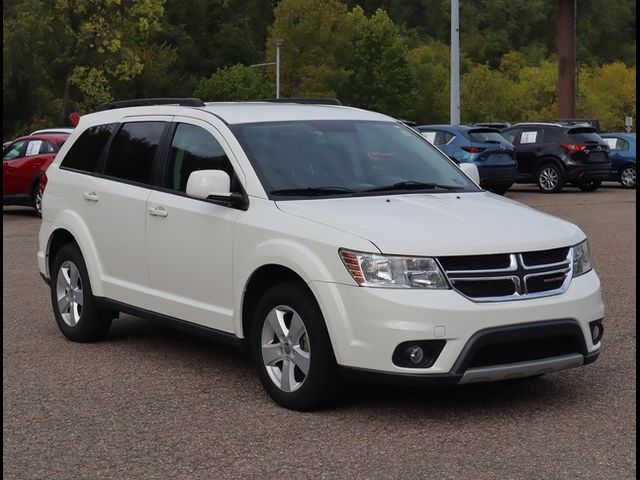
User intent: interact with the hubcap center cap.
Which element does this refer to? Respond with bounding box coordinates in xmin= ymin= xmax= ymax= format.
xmin=283 ymin=343 xmax=292 ymax=355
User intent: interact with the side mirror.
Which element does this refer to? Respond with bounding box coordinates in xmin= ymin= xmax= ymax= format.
xmin=186 ymin=170 xmax=248 ymax=210
xmin=458 ymin=162 xmax=481 ymax=185
xmin=186 ymin=170 xmax=231 ymax=199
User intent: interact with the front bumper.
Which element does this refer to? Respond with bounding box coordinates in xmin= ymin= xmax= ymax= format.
xmin=310 ymin=269 xmax=604 ymax=382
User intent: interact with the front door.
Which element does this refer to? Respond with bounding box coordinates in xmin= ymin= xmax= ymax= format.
xmin=145 ymin=118 xmax=242 ymax=332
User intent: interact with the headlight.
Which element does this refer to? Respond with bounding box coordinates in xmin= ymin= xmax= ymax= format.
xmin=339 ymin=249 xmax=449 ymax=289
xmin=572 ymin=240 xmax=593 ymax=277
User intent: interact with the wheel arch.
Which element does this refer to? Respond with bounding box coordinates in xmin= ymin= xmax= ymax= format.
xmin=240 ymin=264 xmax=313 ymax=343
xmin=45 ymin=214 xmax=105 ymax=296
xmin=534 ymin=156 xmax=566 ymax=173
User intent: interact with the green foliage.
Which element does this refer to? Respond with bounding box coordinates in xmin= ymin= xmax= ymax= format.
xmin=2 ymin=0 xmax=637 ymax=140
xmin=407 ymin=42 xmax=452 ymax=124
xmin=266 ymin=0 xmax=352 ymax=97
xmin=194 ymin=64 xmax=275 ymax=101
xmin=338 ymin=7 xmax=418 ymax=118
xmin=578 ymin=62 xmax=636 ymax=132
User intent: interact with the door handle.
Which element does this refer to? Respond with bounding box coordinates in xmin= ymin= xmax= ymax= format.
xmin=148 ymin=206 xmax=168 ymax=217
xmin=83 ymin=191 xmax=99 ymax=202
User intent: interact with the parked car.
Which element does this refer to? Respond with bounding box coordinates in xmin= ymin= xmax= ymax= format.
xmin=501 ymin=123 xmax=611 ymax=193
xmin=38 ymin=99 xmax=603 ymax=411
xmin=3 ymin=133 xmax=69 ymax=215
xmin=416 ymin=125 xmax=517 ymax=194
xmin=600 ymin=133 xmax=636 ymax=188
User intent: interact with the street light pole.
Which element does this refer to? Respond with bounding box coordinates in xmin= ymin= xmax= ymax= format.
xmin=275 ymin=39 xmax=284 ymax=99
xmin=450 ymin=0 xmax=460 ymax=125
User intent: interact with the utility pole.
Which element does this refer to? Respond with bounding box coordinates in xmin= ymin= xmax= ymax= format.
xmin=275 ymin=39 xmax=284 ymax=99
xmin=450 ymin=0 xmax=460 ymax=125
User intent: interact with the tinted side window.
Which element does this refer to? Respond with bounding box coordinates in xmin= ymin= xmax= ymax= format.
xmin=62 ymin=124 xmax=115 ymax=172
xmin=104 ymin=122 xmax=165 ymax=184
xmin=166 ymin=123 xmax=234 ymax=192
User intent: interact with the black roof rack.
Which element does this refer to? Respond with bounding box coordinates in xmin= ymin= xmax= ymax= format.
xmin=96 ymin=97 xmax=206 ymax=111
xmin=251 ymin=97 xmax=343 ymax=106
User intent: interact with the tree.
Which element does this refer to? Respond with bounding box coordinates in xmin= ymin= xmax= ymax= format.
xmin=578 ymin=62 xmax=636 ymax=132
xmin=194 ymin=64 xmax=274 ymax=101
xmin=407 ymin=42 xmax=453 ymax=124
xmin=338 ymin=7 xmax=418 ymax=118
xmin=266 ymin=0 xmax=352 ymax=97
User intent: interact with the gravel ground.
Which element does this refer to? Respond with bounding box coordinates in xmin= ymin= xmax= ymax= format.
xmin=3 ymin=183 xmax=636 ymax=480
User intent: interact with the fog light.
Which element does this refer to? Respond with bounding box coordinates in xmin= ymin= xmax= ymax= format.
xmin=589 ymin=320 xmax=604 ymax=344
xmin=392 ymin=340 xmax=446 ymax=368
xmin=409 ymin=346 xmax=424 ymax=365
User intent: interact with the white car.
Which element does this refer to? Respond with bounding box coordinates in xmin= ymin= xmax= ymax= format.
xmin=37 ymin=99 xmax=604 ymax=410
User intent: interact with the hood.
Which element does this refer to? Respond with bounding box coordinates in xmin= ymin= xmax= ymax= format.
xmin=276 ymin=192 xmax=585 ymax=256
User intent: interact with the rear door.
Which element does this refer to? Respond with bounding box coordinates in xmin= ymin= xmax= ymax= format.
xmin=144 ymin=117 xmax=243 ymax=332
xmin=513 ymin=128 xmax=545 ymax=175
xmin=88 ymin=118 xmax=170 ymax=304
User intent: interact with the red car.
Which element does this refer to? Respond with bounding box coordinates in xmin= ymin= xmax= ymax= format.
xmin=3 ymin=133 xmax=69 ymax=215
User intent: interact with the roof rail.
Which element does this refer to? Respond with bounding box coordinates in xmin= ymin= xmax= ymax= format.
xmin=95 ymin=97 xmax=206 ymax=111
xmin=251 ymin=97 xmax=343 ymax=106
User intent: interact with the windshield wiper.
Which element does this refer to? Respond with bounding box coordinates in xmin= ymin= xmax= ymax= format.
xmin=270 ymin=186 xmax=356 ymax=196
xmin=361 ymin=181 xmax=463 ymax=193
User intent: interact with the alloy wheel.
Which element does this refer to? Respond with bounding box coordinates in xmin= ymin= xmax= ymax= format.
xmin=261 ymin=305 xmax=311 ymax=393
xmin=621 ymin=167 xmax=636 ymax=187
xmin=56 ymin=260 xmax=84 ymax=327
xmin=539 ymin=167 xmax=559 ymax=191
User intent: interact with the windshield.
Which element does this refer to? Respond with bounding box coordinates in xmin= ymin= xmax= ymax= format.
xmin=231 ymin=120 xmax=479 ymax=198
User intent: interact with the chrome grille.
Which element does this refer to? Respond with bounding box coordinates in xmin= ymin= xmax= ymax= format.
xmin=438 ymin=247 xmax=573 ymax=302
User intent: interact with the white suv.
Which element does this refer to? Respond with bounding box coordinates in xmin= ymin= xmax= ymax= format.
xmin=38 ymin=99 xmax=604 ymax=410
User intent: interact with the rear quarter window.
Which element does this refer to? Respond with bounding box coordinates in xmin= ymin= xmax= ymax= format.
xmin=61 ymin=124 xmax=116 ymax=172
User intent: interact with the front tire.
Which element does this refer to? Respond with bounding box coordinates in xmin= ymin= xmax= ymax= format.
xmin=251 ymin=281 xmax=340 ymax=411
xmin=619 ymin=165 xmax=636 ymax=188
xmin=537 ymin=164 xmax=565 ymax=193
xmin=50 ymin=243 xmax=113 ymax=342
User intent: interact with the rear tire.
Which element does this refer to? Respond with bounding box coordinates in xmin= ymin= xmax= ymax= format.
xmin=578 ymin=180 xmax=601 ymax=192
xmin=537 ymin=164 xmax=565 ymax=193
xmin=32 ymin=183 xmax=43 ymax=218
xmin=619 ymin=165 xmax=636 ymax=188
xmin=50 ymin=243 xmax=113 ymax=342
xmin=251 ymin=281 xmax=340 ymax=411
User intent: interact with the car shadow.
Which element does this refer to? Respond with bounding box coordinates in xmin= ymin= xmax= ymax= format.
xmin=104 ymin=315 xmax=585 ymax=414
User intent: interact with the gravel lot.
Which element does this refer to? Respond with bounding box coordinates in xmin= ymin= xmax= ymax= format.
xmin=3 ymin=183 xmax=636 ymax=480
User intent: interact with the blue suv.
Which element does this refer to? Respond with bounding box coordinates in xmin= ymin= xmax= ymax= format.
xmin=600 ymin=133 xmax=636 ymax=188
xmin=416 ymin=125 xmax=517 ymax=194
